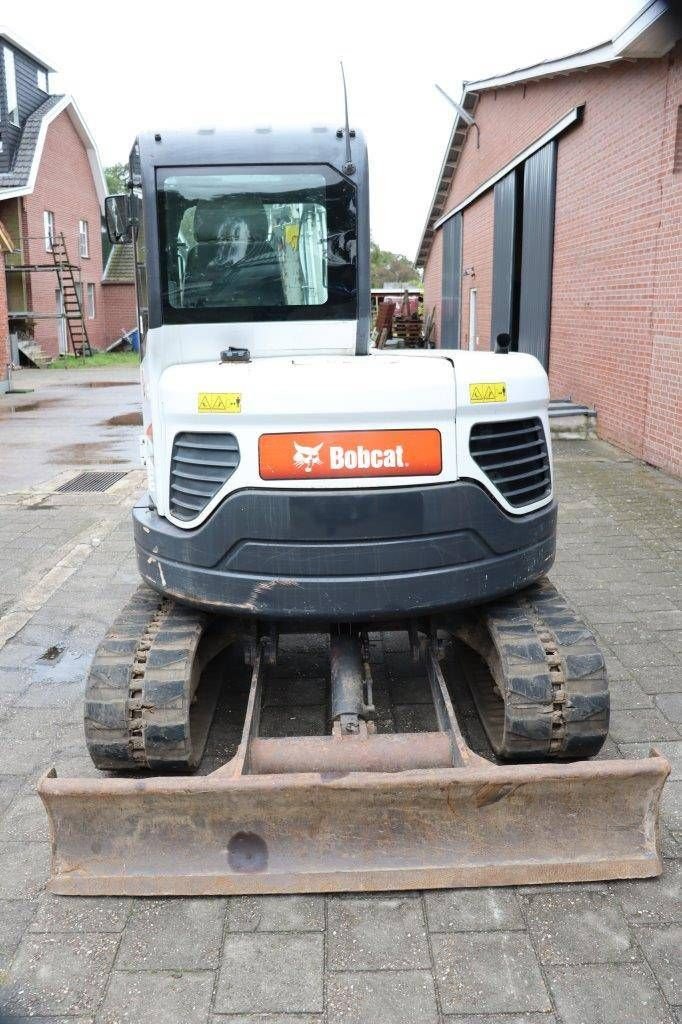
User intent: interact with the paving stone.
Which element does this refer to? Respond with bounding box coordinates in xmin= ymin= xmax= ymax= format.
xmin=1 ymin=932 xmax=118 ymax=1015
xmin=210 ymin=1017 xmax=321 ymax=1024
xmin=0 ymin=841 xmax=49 ymax=898
xmin=424 ymin=887 xmax=524 ymax=932
xmin=522 ymin=888 xmax=636 ymax=964
xmin=608 ymin=707 xmax=680 ymax=743
xmin=610 ymin=860 xmax=679 ymax=925
xmin=609 ymin=677 xmax=655 ymax=709
xmin=547 ymin=962 xmax=673 ymax=1024
xmin=637 ymin=667 xmax=682 ymax=695
xmin=618 ymin=741 xmax=682 ymax=781
xmin=327 ymin=895 xmax=430 ymax=970
xmin=30 ymin=894 xmax=131 ymax=933
xmin=635 ymin=923 xmax=682 ymax=1004
xmin=443 ymin=1016 xmax=557 ymax=1024
xmin=227 ymin=894 xmax=324 ymax=932
xmin=115 ymin=897 xmax=226 ymax=969
xmin=431 ymin=931 xmax=550 ymax=1015
xmin=0 ymin=898 xmax=37 ymax=966
xmin=656 ymin=693 xmax=682 ymax=723
xmin=0 ymin=775 xmax=23 ymax=815
xmin=0 ymin=1018 xmax=94 ymax=1024
xmin=663 ymin=780 xmax=682 ymax=831
xmin=1 ymin=792 xmax=50 ymax=842
xmin=97 ymin=970 xmax=214 ymax=1024
xmin=215 ymin=933 xmax=323 ymax=1013
xmin=326 ymin=970 xmax=439 ymax=1024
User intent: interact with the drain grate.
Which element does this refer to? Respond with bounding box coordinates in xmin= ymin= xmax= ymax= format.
xmin=56 ymin=471 xmax=127 ymax=493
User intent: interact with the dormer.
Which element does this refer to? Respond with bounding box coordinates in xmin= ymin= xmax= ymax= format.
xmin=0 ymin=29 xmax=55 ymax=173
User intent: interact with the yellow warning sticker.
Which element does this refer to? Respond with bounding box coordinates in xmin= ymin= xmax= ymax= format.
xmin=197 ymin=392 xmax=241 ymax=414
xmin=469 ymin=382 xmax=507 ymax=403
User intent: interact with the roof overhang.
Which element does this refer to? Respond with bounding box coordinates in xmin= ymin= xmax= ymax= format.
xmin=416 ymin=0 xmax=681 ymax=267
xmin=0 ymin=28 xmax=56 ymax=71
xmin=0 ymin=96 xmax=107 ymax=212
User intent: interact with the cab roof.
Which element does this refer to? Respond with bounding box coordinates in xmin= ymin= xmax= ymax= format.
xmin=135 ymin=126 xmax=366 ymax=178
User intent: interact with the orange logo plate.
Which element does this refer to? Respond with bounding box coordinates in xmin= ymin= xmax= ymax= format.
xmin=259 ymin=429 xmax=442 ymax=480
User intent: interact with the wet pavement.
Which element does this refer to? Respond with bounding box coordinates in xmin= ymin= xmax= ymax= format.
xmin=0 ymin=366 xmax=140 ymax=491
xmin=0 ymin=366 xmax=680 ymax=1024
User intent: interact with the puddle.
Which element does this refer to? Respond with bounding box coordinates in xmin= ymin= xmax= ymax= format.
xmin=73 ymin=381 xmax=138 ymax=389
xmin=101 ymin=411 xmax=143 ymax=427
xmin=31 ymin=648 xmax=89 ymax=684
xmin=51 ymin=441 xmax=128 ymax=465
xmin=0 ymin=398 xmax=62 ymax=416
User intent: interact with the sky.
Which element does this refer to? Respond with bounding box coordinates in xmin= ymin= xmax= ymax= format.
xmin=7 ymin=0 xmax=642 ymax=260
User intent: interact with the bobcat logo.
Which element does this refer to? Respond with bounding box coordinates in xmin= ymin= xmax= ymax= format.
xmin=293 ymin=442 xmax=323 ymax=473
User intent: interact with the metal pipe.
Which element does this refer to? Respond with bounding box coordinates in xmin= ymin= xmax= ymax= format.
xmin=329 ymin=633 xmax=366 ymax=723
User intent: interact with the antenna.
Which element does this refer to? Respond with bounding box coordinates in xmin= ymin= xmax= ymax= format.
xmin=339 ymin=61 xmax=356 ymax=176
xmin=435 ymin=83 xmax=480 ymax=148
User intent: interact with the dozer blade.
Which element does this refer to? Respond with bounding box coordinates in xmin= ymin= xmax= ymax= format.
xmin=39 ymin=637 xmax=670 ymax=896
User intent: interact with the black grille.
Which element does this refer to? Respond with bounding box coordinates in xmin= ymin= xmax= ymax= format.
xmin=57 ymin=471 xmax=127 ymax=492
xmin=170 ymin=432 xmax=240 ymax=521
xmin=469 ymin=418 xmax=551 ymax=508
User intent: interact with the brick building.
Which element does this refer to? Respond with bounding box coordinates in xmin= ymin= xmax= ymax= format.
xmin=418 ymin=1 xmax=682 ymax=475
xmin=0 ymin=30 xmax=136 ymax=389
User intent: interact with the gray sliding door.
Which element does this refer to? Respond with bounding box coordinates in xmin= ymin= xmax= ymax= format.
xmin=517 ymin=141 xmax=557 ymax=368
xmin=440 ymin=212 xmax=462 ymax=348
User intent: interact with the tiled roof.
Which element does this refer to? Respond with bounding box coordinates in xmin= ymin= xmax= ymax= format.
xmin=102 ymin=244 xmax=135 ymax=284
xmin=0 ymin=94 xmax=64 ymax=191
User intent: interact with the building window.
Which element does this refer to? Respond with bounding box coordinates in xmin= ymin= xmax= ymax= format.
xmin=3 ymin=47 xmax=19 ymax=127
xmin=87 ymin=283 xmax=96 ymax=319
xmin=36 ymin=68 xmax=48 ymax=92
xmin=78 ymin=219 xmax=89 ymax=258
xmin=44 ymin=210 xmax=55 ymax=251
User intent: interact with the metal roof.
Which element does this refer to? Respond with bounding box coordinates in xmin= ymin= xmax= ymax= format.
xmin=415 ymin=0 xmax=681 ymax=267
xmin=0 ymin=94 xmax=63 ymax=189
xmin=0 ymin=95 xmax=107 ymax=211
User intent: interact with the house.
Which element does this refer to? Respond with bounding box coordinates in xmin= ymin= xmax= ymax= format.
xmin=0 ymin=29 xmax=137 ymax=390
xmin=418 ymin=0 xmax=682 ymax=476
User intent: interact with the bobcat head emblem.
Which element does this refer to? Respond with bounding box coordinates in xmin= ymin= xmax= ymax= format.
xmin=293 ymin=442 xmax=323 ymax=473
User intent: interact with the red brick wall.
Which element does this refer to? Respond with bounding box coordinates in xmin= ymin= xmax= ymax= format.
xmin=422 ymin=46 xmax=682 ymax=474
xmin=22 ymin=109 xmax=108 ymax=358
xmin=102 ymin=283 xmax=138 ymax=343
xmin=422 ymin=228 xmax=442 ymax=343
xmin=460 ymin=191 xmax=494 ymax=351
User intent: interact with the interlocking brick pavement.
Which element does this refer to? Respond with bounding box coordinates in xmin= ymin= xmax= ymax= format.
xmin=0 ymin=372 xmax=680 ymax=1023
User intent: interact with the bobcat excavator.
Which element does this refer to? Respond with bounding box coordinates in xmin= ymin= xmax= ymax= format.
xmin=39 ymin=123 xmax=668 ymax=895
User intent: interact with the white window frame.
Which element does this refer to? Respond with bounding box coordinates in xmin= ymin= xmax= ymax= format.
xmin=78 ymin=219 xmax=89 ymax=258
xmin=3 ymin=47 xmax=19 ymax=127
xmin=86 ymin=282 xmax=96 ymax=319
xmin=44 ymin=210 xmax=55 ymax=252
xmin=36 ymin=68 xmax=48 ymax=92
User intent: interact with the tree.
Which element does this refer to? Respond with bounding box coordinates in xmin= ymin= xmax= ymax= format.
xmin=105 ymin=162 xmax=128 ymax=194
xmin=370 ymin=242 xmax=421 ymax=289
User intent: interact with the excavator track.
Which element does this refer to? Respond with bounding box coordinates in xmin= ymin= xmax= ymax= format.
xmin=85 ymin=585 xmax=233 ymax=772
xmin=455 ymin=577 xmax=609 ymax=761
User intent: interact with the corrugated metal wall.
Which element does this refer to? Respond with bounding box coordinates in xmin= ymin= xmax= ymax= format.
xmin=517 ymin=141 xmax=557 ymax=368
xmin=490 ymin=170 xmax=518 ymax=345
xmin=440 ymin=212 xmax=462 ymax=348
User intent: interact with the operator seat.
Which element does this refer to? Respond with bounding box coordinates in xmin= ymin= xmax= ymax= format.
xmin=184 ymin=198 xmax=285 ymax=307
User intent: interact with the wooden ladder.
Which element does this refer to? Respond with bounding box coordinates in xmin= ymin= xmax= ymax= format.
xmin=51 ymin=232 xmax=92 ymax=357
